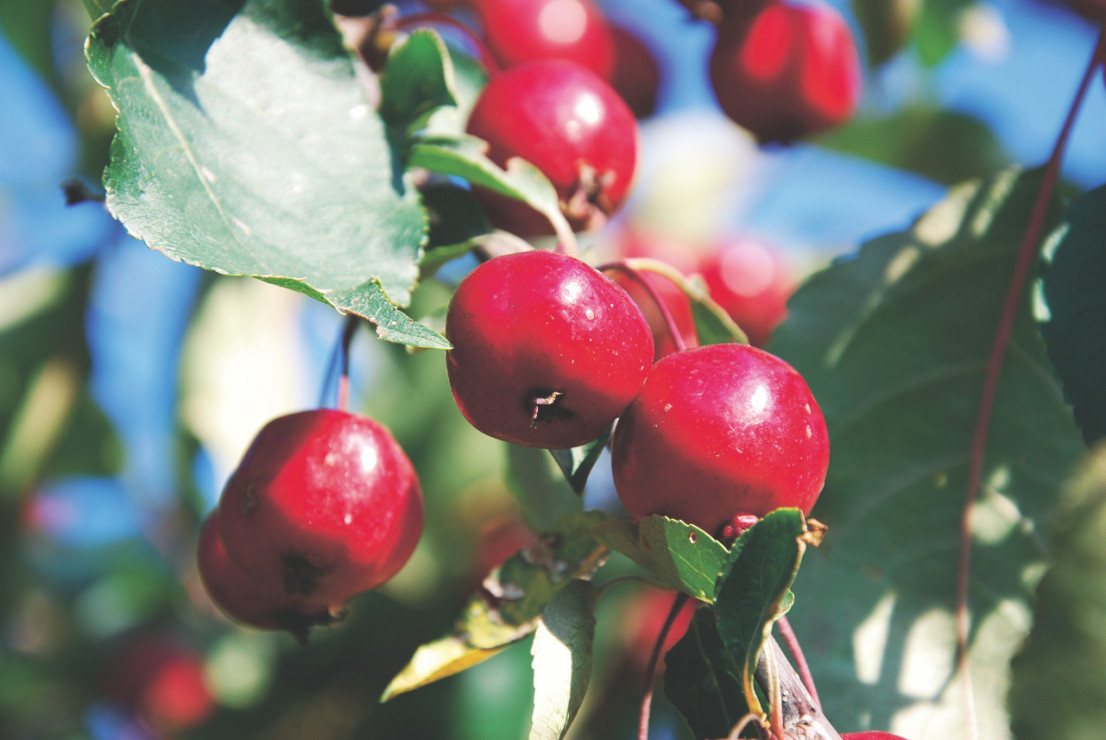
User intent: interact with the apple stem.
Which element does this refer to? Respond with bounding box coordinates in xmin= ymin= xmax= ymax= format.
xmin=955 ymin=27 xmax=1105 ymax=734
xmin=599 ymin=261 xmax=688 ymax=354
xmin=390 ymin=11 xmax=502 ymax=75
xmin=529 ymin=390 xmax=564 ymax=428
xmin=638 ymin=591 xmax=690 ymax=740
xmin=776 ymin=615 xmax=821 ymax=713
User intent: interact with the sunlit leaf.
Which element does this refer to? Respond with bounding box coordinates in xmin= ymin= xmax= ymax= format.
xmin=529 ymin=580 xmax=598 ymax=740
xmin=85 ymin=0 xmax=433 ymax=342
xmin=770 ymin=167 xmax=1083 ymax=739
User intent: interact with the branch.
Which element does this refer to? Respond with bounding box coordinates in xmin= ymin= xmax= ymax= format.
xmin=754 ymin=636 xmax=841 ymax=740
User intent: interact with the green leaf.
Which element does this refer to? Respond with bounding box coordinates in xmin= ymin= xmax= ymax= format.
xmin=665 ymin=606 xmax=751 ymax=740
xmin=417 ymin=183 xmax=491 ymax=278
xmin=379 ymin=29 xmax=457 ymax=141
xmin=382 ymin=511 xmax=608 ymax=699
xmin=408 ymin=133 xmax=572 ymax=241
xmin=713 ymin=509 xmax=806 ymax=718
xmin=912 ymin=0 xmax=973 ymax=67
xmin=1009 ymin=445 xmax=1106 ymax=740
xmin=1035 ymin=185 xmax=1106 ymax=446
xmin=818 ymin=107 xmax=1009 ymax=185
xmin=769 ymin=168 xmax=1084 ymax=739
xmin=528 ymin=580 xmax=598 ymax=740
xmin=589 ymin=515 xmax=728 ymax=602
xmin=851 ymin=0 xmax=918 ymax=67
xmin=506 ymin=445 xmax=585 ymax=532
xmin=85 ymin=0 xmax=432 ymax=342
xmin=549 ymin=431 xmax=609 ymax=496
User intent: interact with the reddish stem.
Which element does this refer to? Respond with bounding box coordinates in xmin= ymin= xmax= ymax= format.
xmin=638 ymin=591 xmax=690 ymax=740
xmin=775 ymin=615 xmax=820 ymax=713
xmin=954 ymin=29 xmax=1106 ymax=730
xmin=392 ymin=11 xmax=501 ymax=75
xmin=599 ymin=262 xmax=689 ymax=354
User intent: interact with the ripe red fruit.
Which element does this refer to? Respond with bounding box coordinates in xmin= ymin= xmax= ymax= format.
xmin=699 ymin=236 xmax=794 ymax=347
xmin=709 ymin=0 xmax=862 ymax=143
xmin=611 ymin=343 xmax=829 ymax=534
xmin=197 ymin=513 xmax=337 ymax=637
xmin=216 ymin=409 xmax=423 ymax=610
xmin=474 ymin=0 xmax=615 ymax=77
xmin=446 ymin=250 xmax=654 ymax=448
xmin=465 ymin=59 xmax=639 ymax=235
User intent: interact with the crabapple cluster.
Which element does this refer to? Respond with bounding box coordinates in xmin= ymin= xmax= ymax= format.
xmin=197 ymin=409 xmax=423 ymax=640
xmin=445 ymin=250 xmax=830 ymax=537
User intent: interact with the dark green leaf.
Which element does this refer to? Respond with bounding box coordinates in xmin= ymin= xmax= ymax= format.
xmin=85 ymin=0 xmax=431 ymax=341
xmin=769 ymin=168 xmax=1083 ymax=738
xmin=529 ymin=580 xmax=598 ymax=740
xmin=549 ymin=431 xmax=609 ymax=496
xmin=1036 ymin=185 xmax=1106 ymax=445
xmin=818 ymin=107 xmax=1009 ymax=185
xmin=379 ymin=29 xmax=457 ymax=141
xmin=1010 ymin=445 xmax=1106 ymax=740
xmin=417 ymin=183 xmax=491 ymax=278
xmin=665 ymin=606 xmax=751 ymax=739
xmin=589 ymin=515 xmax=728 ymax=602
xmin=851 ymin=0 xmax=918 ymax=67
xmin=714 ymin=509 xmax=805 ymax=717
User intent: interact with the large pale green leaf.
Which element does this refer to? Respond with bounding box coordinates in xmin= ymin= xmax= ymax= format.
xmin=85 ymin=0 xmax=435 ymax=342
xmin=769 ymin=168 xmax=1083 ymax=739
xmin=1009 ymin=445 xmax=1106 ymax=740
xmin=714 ymin=509 xmax=806 ymax=718
xmin=1035 ymin=185 xmax=1106 ymax=445
xmin=589 ymin=515 xmax=728 ymax=602
xmin=528 ymin=580 xmax=598 ymax=740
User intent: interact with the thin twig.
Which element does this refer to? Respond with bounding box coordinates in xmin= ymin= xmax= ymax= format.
xmin=776 ymin=615 xmax=821 ymax=713
xmin=955 ymin=29 xmax=1106 ymax=738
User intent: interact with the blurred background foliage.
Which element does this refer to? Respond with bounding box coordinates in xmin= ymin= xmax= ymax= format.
xmin=1 ymin=0 xmax=1104 ymax=738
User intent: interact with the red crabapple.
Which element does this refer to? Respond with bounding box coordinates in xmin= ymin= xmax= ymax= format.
xmin=216 ymin=409 xmax=423 ymax=611
xmin=465 ymin=59 xmax=639 ymax=235
xmin=446 ymin=250 xmax=654 ymax=448
xmin=699 ymin=235 xmax=794 ymax=347
xmin=612 ymin=343 xmax=829 ymax=534
xmin=474 ymin=0 xmax=615 ymax=77
xmin=709 ymin=0 xmax=862 ymax=143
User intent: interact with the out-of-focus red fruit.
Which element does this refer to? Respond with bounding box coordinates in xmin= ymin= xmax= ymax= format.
xmin=474 ymin=0 xmax=615 ymax=77
xmin=217 ymin=409 xmax=424 ymax=610
xmin=197 ymin=513 xmax=337 ymax=638
xmin=699 ymin=236 xmax=794 ymax=347
xmin=709 ymin=0 xmax=862 ymax=143
xmin=611 ymin=269 xmax=698 ymax=360
xmin=473 ymin=513 xmax=541 ymax=575
xmin=612 ymin=343 xmax=829 ymax=534
xmin=105 ymin=636 xmax=215 ymax=732
xmin=608 ymin=23 xmax=661 ymax=118
xmin=465 ymin=59 xmax=639 ymax=235
xmin=623 ymin=590 xmax=697 ymax=669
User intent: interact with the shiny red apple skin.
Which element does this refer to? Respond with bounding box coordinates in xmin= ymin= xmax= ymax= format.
xmin=611 ymin=269 xmax=698 ymax=360
xmin=216 ymin=409 xmax=423 ymax=607
xmin=709 ymin=0 xmax=862 ymax=143
xmin=465 ymin=59 xmax=639 ymax=235
xmin=611 ymin=343 xmax=829 ymax=534
xmin=474 ymin=0 xmax=615 ymax=77
xmin=446 ymin=250 xmax=654 ymax=449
